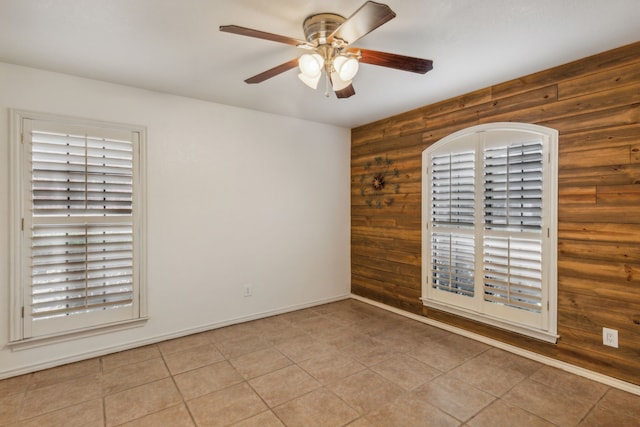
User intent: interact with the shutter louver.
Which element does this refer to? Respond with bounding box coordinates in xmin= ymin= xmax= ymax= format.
xmin=29 ymin=127 xmax=136 ymax=327
xmin=31 ymin=224 xmax=134 ymax=320
xmin=483 ymin=237 xmax=542 ymax=313
xmin=32 ymin=131 xmax=133 ymax=217
xmin=430 ymin=150 xmax=475 ymax=298
xmin=484 ymin=142 xmax=543 ymax=231
xmin=431 ymin=232 xmax=475 ymax=297
xmin=431 ymin=151 xmax=475 ymax=228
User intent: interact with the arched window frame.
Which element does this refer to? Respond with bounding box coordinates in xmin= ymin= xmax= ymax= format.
xmin=422 ymin=122 xmax=558 ymax=343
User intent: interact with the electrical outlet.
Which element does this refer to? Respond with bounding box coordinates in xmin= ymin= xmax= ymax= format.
xmin=243 ymin=284 xmax=253 ymax=297
xmin=602 ymin=327 xmax=618 ymax=348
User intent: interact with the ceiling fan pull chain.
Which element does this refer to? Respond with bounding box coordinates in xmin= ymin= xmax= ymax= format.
xmin=324 ymin=72 xmax=330 ymax=97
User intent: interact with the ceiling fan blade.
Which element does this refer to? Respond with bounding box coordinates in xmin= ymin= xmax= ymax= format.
xmin=220 ymin=25 xmax=310 ymax=48
xmin=356 ymin=48 xmax=433 ymax=74
xmin=245 ymin=58 xmax=299 ymax=84
xmin=335 ymin=84 xmax=356 ymax=99
xmin=329 ymin=1 xmax=396 ymax=45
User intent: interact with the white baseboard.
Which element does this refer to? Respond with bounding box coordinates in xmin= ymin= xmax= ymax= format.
xmin=0 ymin=294 xmax=350 ymax=380
xmin=350 ymin=293 xmax=640 ymax=396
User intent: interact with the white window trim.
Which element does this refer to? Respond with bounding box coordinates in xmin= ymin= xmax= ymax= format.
xmin=8 ymin=110 xmax=148 ymax=345
xmin=421 ymin=122 xmax=558 ymax=343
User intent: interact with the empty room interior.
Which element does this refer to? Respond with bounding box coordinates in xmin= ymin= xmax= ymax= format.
xmin=0 ymin=1 xmax=639 ymax=426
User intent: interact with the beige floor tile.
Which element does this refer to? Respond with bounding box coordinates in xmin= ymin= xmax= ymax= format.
xmin=208 ymin=321 xmax=260 ymax=343
xmin=298 ymin=350 xmax=366 ymax=384
xmin=248 ymin=365 xmax=321 ymax=407
xmin=309 ymin=324 xmax=356 ymax=343
xmin=278 ymin=308 xmax=324 ymax=324
xmin=326 ymin=308 xmax=373 ymax=324
xmin=409 ymin=334 xmax=489 ymax=372
xmin=352 ymin=346 xmax=401 ymax=367
xmin=29 ymin=359 xmax=100 ymax=390
xmin=229 ymin=347 xmax=292 ymax=380
xmin=187 ymin=382 xmax=267 ymax=427
xmin=334 ymin=334 xmax=393 ymax=364
xmin=216 ymin=334 xmax=272 ymax=359
xmin=231 ymin=410 xmax=284 ymax=427
xmin=102 ymin=357 xmax=169 ymax=395
xmin=249 ymin=315 xmax=291 ymax=333
xmin=0 ymin=392 xmax=23 ymax=425
xmin=157 ymin=333 xmax=212 ymax=356
xmin=274 ymin=388 xmax=359 ymax=427
xmin=578 ymin=402 xmax=639 ymax=427
xmin=417 ymin=374 xmax=496 ymax=422
xmin=370 ymin=354 xmax=441 ymax=390
xmin=163 ymin=343 xmax=225 ymax=375
xmin=365 ymin=328 xmax=426 ymax=353
xmin=595 ymin=388 xmax=640 ymax=419
xmin=174 ymin=360 xmax=244 ymax=400
xmin=101 ymin=345 xmax=162 ymax=371
xmin=329 ymin=369 xmax=405 ymax=415
xmin=296 ymin=314 xmax=346 ymax=336
xmin=345 ymin=418 xmax=374 ymax=427
xmin=275 ymin=334 xmax=337 ymax=362
xmin=260 ymin=325 xmax=308 ymax=346
xmin=502 ymin=378 xmax=593 ymax=426
xmin=350 ymin=317 xmax=395 ymax=335
xmin=330 ymin=332 xmax=378 ymax=352
xmin=120 ymin=403 xmax=195 ymax=427
xmin=530 ymin=365 xmax=608 ymax=405
xmin=249 ymin=317 xmax=306 ymax=344
xmin=104 ymin=377 xmax=182 ymax=426
xmin=17 ymin=399 xmax=103 ymax=427
xmin=448 ymin=355 xmax=528 ymax=397
xmin=467 ymin=399 xmax=553 ymax=427
xmin=366 ymin=391 xmax=460 ymax=427
xmin=472 ymin=348 xmax=543 ymax=377
xmin=20 ymin=374 xmax=101 ymax=420
xmin=0 ymin=373 xmax=32 ymax=397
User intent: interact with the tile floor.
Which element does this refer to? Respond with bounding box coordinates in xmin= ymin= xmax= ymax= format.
xmin=1 ymin=299 xmax=639 ymax=426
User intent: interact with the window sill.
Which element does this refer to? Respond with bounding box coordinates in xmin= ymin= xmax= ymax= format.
xmin=421 ymin=299 xmax=558 ymax=344
xmin=7 ymin=317 xmax=148 ymax=351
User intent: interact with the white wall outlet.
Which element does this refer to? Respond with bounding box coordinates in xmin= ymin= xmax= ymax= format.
xmin=602 ymin=327 xmax=618 ymax=348
xmin=243 ymin=284 xmax=253 ymax=297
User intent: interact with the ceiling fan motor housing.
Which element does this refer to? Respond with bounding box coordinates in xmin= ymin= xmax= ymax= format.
xmin=303 ymin=13 xmax=345 ymax=45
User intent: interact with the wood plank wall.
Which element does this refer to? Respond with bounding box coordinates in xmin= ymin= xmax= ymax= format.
xmin=351 ymin=41 xmax=640 ymax=385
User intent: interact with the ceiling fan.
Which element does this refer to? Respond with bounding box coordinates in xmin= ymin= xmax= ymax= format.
xmin=220 ymin=1 xmax=433 ymax=99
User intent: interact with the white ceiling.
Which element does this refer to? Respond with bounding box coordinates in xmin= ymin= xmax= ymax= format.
xmin=0 ymin=0 xmax=638 ymax=128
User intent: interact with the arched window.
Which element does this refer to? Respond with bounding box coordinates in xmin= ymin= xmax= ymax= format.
xmin=422 ymin=123 xmax=558 ymax=342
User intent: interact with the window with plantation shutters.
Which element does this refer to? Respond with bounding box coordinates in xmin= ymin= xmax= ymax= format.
xmin=422 ymin=123 xmax=558 ymax=343
xmin=10 ymin=111 xmax=146 ymax=342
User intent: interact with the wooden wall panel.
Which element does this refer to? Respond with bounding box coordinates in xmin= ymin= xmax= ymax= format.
xmin=351 ymin=41 xmax=640 ymax=385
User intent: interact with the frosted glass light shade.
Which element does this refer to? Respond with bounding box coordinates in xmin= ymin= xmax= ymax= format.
xmin=333 ymin=55 xmax=359 ymax=81
xmin=330 ymin=71 xmax=351 ymax=91
xmin=298 ymin=72 xmax=321 ymax=89
xmin=298 ymin=53 xmax=324 ymax=78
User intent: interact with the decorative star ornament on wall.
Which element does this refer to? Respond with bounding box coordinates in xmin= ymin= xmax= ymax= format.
xmin=360 ymin=155 xmax=400 ymax=208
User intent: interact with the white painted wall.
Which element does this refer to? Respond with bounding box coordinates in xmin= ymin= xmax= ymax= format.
xmin=0 ymin=62 xmax=351 ymax=378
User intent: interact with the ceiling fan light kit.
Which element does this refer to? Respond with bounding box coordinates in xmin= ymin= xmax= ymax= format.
xmin=220 ymin=1 xmax=433 ymax=99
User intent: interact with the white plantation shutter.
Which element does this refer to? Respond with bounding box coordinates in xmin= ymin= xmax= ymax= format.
xmin=431 ymin=232 xmax=475 ymax=297
xmin=431 ymin=151 xmax=475 ymax=227
xmin=16 ymin=116 xmax=144 ymax=339
xmin=484 ymin=142 xmax=543 ymax=231
xmin=483 ymin=237 xmax=542 ymax=312
xmin=31 ymin=130 xmax=134 ymax=217
xmin=30 ymin=224 xmax=134 ymax=320
xmin=423 ymin=123 xmax=557 ymax=342
xmin=483 ymin=140 xmax=544 ymax=316
xmin=430 ymin=151 xmax=476 ymax=300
